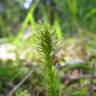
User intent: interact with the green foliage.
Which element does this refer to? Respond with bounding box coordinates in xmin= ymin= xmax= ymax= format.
xmin=36 ymin=23 xmax=60 ymax=96
xmin=16 ymin=89 xmax=30 ymax=96
xmin=0 ymin=0 xmax=25 ymax=37
xmin=14 ymin=0 xmax=39 ymax=44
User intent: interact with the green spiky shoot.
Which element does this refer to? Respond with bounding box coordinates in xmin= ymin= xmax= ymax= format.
xmin=36 ymin=23 xmax=60 ymax=96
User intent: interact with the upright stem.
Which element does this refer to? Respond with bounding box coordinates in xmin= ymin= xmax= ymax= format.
xmin=37 ymin=23 xmax=60 ymax=96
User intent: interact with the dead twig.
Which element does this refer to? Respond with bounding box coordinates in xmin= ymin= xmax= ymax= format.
xmin=7 ymin=67 xmax=36 ymax=96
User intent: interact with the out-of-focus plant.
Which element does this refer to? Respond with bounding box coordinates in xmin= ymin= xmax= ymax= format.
xmin=14 ymin=0 xmax=39 ymax=44
xmin=0 ymin=0 xmax=26 ymax=37
xmin=16 ymin=88 xmax=30 ymax=96
xmin=53 ymin=0 xmax=96 ymax=36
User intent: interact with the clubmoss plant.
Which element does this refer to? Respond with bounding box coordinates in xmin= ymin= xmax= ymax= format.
xmin=36 ymin=23 xmax=60 ymax=96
